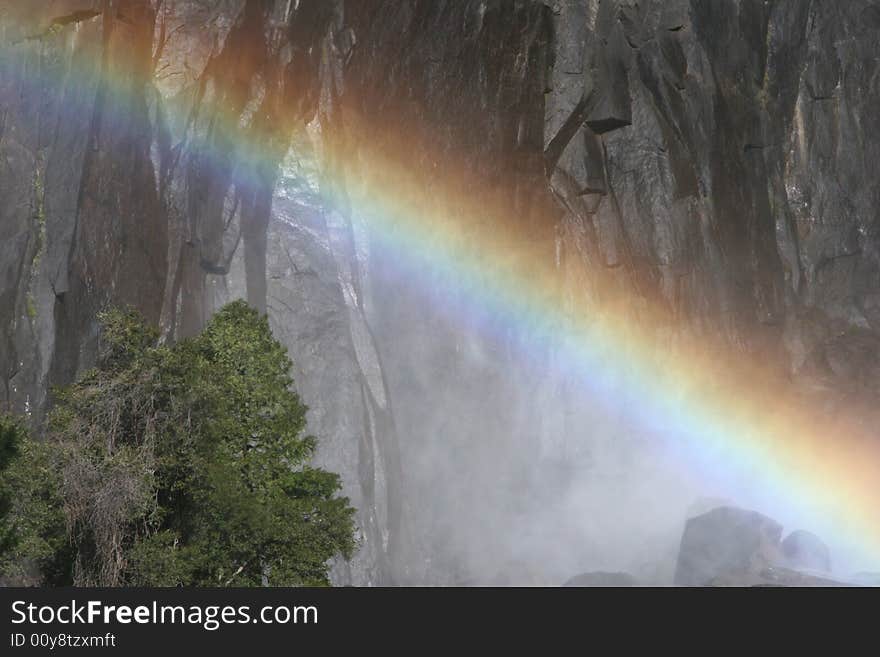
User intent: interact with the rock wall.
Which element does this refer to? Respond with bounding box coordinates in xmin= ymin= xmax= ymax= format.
xmin=546 ymin=0 xmax=880 ymax=393
xmin=0 ymin=0 xmax=400 ymax=585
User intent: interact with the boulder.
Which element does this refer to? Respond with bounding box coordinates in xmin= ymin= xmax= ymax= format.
xmin=781 ymin=530 xmax=832 ymax=573
xmin=674 ymin=507 xmax=783 ymax=586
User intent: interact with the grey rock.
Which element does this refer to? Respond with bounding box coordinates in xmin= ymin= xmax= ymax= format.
xmin=782 ymin=530 xmax=832 ymax=573
xmin=711 ymin=565 xmax=851 ymax=587
xmin=563 ymin=571 xmax=638 ymax=587
xmin=674 ymin=507 xmax=783 ymax=586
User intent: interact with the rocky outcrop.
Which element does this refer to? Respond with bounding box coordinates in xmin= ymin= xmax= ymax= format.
xmin=1 ymin=1 xmax=166 ymax=417
xmin=547 ymin=0 xmax=880 ymax=372
xmin=782 ymin=529 xmax=832 ymax=573
xmin=674 ymin=506 xmax=853 ymax=586
xmin=710 ymin=565 xmax=851 ymax=587
xmin=563 ymin=571 xmax=638 ymax=586
xmin=674 ymin=506 xmax=784 ymax=585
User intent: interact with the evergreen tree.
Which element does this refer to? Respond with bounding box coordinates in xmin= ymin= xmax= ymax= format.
xmin=6 ymin=301 xmax=355 ymax=586
xmin=0 ymin=415 xmax=21 ymax=559
xmin=0 ymin=416 xmax=68 ymax=584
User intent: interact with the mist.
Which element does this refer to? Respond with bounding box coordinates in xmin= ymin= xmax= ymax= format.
xmin=3 ymin=0 xmax=878 ymax=588
xmin=236 ymin=134 xmax=865 ymax=587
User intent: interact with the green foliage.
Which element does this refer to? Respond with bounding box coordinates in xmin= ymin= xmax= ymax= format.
xmin=9 ymin=300 xmax=355 ymax=586
xmin=95 ymin=306 xmax=160 ymax=370
xmin=0 ymin=417 xmax=69 ymax=584
xmin=0 ymin=416 xmax=21 ymax=559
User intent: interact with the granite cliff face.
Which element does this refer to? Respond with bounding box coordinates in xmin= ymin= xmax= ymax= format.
xmin=1 ymin=1 xmax=878 ymax=584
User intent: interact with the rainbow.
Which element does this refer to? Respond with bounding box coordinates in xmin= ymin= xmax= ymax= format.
xmin=319 ymin=130 xmax=880 ymax=575
xmin=3 ymin=12 xmax=879 ymax=577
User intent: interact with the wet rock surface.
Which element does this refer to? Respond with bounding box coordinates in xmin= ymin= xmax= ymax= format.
xmin=782 ymin=529 xmax=832 ymax=573
xmin=709 ymin=565 xmax=851 ymax=587
xmin=674 ymin=506 xmax=856 ymax=586
xmin=563 ymin=571 xmax=638 ymax=587
xmin=674 ymin=507 xmax=784 ymax=586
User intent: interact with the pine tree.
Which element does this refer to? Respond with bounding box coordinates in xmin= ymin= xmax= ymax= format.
xmin=8 ymin=301 xmax=355 ymax=586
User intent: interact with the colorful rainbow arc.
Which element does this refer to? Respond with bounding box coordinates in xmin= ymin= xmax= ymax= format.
xmin=3 ymin=17 xmax=879 ymax=576
xmin=317 ymin=133 xmax=880 ymax=574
